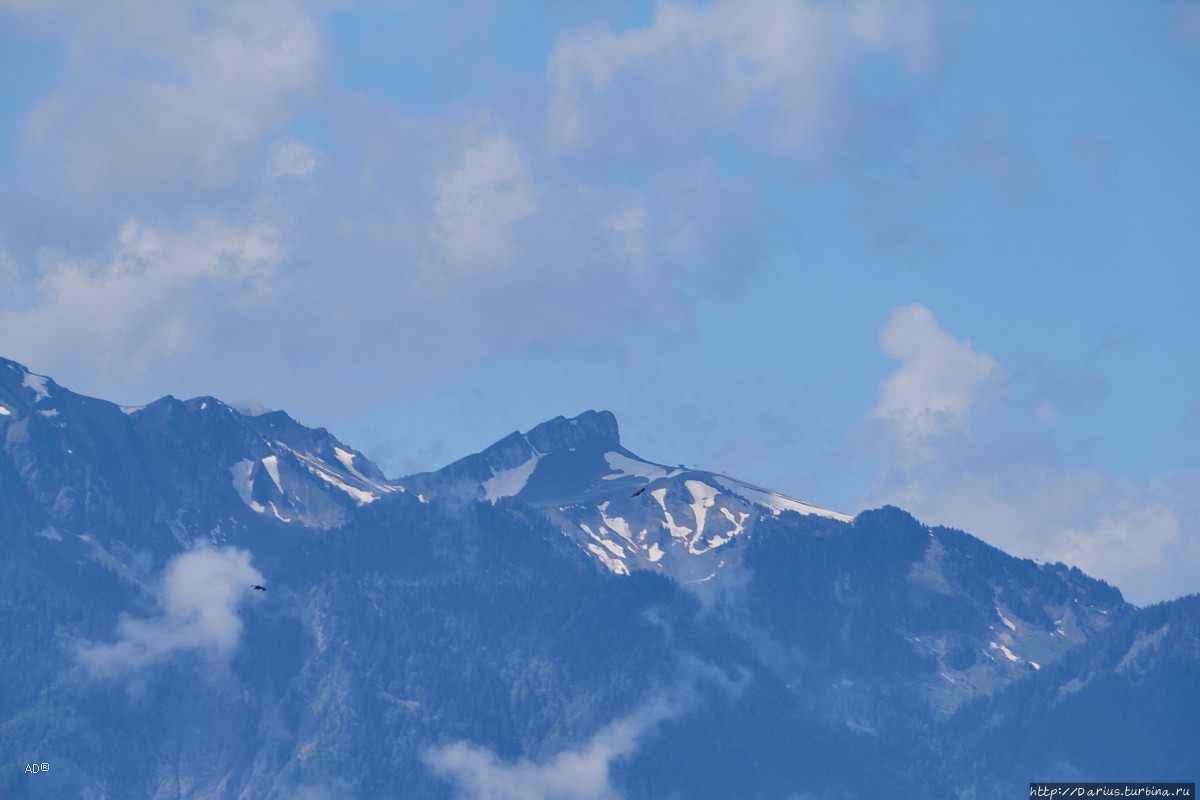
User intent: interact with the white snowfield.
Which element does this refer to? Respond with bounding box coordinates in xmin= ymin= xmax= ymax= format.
xmin=601 ymin=451 xmax=682 ymax=482
xmin=556 ymin=453 xmax=853 ymax=575
xmin=483 ymin=452 xmax=540 ymax=503
xmin=712 ymin=475 xmax=852 ymax=522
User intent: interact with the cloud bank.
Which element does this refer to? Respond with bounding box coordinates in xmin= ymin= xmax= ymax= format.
xmin=78 ymin=543 xmax=264 ymax=678
xmin=0 ymin=0 xmax=941 ymax=420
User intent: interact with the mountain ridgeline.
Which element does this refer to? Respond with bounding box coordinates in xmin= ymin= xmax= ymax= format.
xmin=0 ymin=357 xmax=1195 ymax=799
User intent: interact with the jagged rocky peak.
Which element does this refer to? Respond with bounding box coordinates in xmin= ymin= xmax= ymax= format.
xmin=401 ymin=407 xmax=851 ymax=580
xmin=402 ymin=409 xmax=624 ymax=502
xmin=476 ymin=409 xmax=619 ymax=464
xmin=0 ymin=355 xmax=400 ymax=532
xmin=525 ymin=409 xmax=620 ymax=452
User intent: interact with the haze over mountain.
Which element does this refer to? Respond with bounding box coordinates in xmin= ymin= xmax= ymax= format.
xmin=1 ymin=357 xmax=1196 ymax=799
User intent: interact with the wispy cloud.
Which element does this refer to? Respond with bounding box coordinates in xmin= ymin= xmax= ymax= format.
xmin=546 ymin=0 xmax=939 ymax=154
xmin=0 ymin=218 xmax=283 ymax=387
xmin=21 ymin=0 xmax=322 ymax=197
xmin=863 ymin=304 xmax=1200 ymax=605
xmin=431 ymin=132 xmax=538 ymax=272
xmin=78 ymin=543 xmax=264 ymax=678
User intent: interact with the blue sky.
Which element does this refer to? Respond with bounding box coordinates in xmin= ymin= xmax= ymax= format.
xmin=1 ymin=0 xmax=1197 ymax=603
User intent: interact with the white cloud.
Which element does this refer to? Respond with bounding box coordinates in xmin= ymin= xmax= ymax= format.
xmin=0 ymin=217 xmax=282 ymax=388
xmin=432 ymin=133 xmax=538 ymax=271
xmin=20 ymin=0 xmax=322 ymax=195
xmin=78 ymin=543 xmax=264 ymax=677
xmin=424 ymin=697 xmax=677 ymax=800
xmin=0 ymin=248 xmax=17 ymax=287
xmin=546 ymin=0 xmax=937 ymax=153
xmin=266 ymin=137 xmax=320 ymax=182
xmin=864 ymin=304 xmax=1200 ymax=605
xmin=0 ymin=2 xmax=945 ymax=464
xmin=870 ymin=303 xmax=999 ymax=465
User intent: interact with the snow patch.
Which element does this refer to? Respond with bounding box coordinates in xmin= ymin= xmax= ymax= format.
xmin=719 ymin=506 xmax=749 ymax=538
xmin=684 ymin=480 xmax=720 ymax=550
xmin=579 ymin=524 xmax=626 ymax=558
xmin=598 ymin=502 xmax=637 ymax=544
xmin=282 ymin=446 xmax=382 ymax=505
xmin=120 ymin=405 xmax=143 ymax=415
xmin=334 ymin=446 xmax=375 ymax=484
xmin=308 ymin=467 xmax=378 ymax=505
xmin=586 ymin=543 xmax=630 ymax=575
xmin=647 ymin=542 xmax=664 ymax=563
xmin=989 ymin=641 xmax=1023 ymax=663
xmin=230 ymin=459 xmax=256 ymax=507
xmin=22 ymin=372 xmax=50 ymax=401
xmin=651 ymin=488 xmax=693 ymax=540
xmin=996 ymin=608 xmax=1017 ymax=631
xmin=482 ymin=453 xmax=539 ymax=503
xmin=261 ymin=455 xmax=284 ymax=493
xmin=601 ymin=451 xmax=680 ymax=481
xmin=0 ymin=405 xmax=10 ymax=416
xmin=712 ymin=476 xmax=851 ymax=521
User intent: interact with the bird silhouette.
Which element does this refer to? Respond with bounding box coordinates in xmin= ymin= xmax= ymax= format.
xmin=631 ymin=487 xmax=646 ymax=497
xmin=251 ymin=585 xmax=267 ymax=591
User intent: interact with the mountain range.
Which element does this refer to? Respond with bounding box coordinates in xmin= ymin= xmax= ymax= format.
xmin=0 ymin=356 xmax=1195 ymax=799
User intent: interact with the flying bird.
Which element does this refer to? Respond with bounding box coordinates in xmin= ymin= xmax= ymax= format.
xmin=631 ymin=487 xmax=646 ymax=497
xmin=251 ymin=585 xmax=267 ymax=591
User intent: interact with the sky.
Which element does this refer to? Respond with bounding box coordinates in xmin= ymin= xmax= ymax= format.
xmin=1 ymin=0 xmax=1198 ymax=604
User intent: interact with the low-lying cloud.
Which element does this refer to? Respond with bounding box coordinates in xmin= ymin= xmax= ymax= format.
xmin=78 ymin=543 xmax=264 ymax=678
xmin=424 ymin=696 xmax=680 ymax=800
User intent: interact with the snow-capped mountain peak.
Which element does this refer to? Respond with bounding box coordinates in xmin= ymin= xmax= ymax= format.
xmin=402 ymin=410 xmax=850 ymax=579
xmin=0 ymin=357 xmax=400 ymax=538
